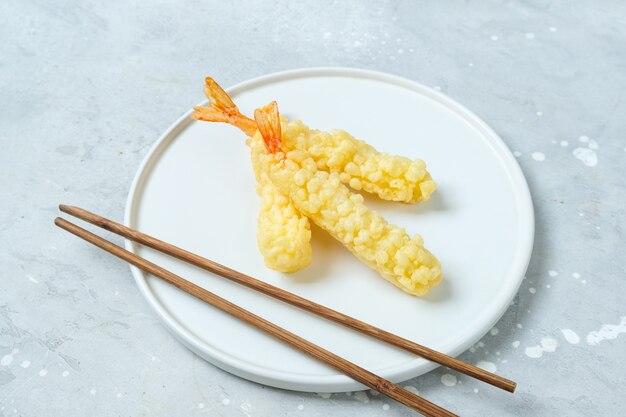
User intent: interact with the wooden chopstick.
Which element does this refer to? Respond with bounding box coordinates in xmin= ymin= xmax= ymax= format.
xmin=59 ymin=205 xmax=516 ymax=394
xmin=55 ymin=216 xmax=456 ymax=417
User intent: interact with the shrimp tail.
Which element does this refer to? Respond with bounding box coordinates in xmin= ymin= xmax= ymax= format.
xmin=191 ymin=77 xmax=258 ymax=136
xmin=253 ymin=101 xmax=283 ymax=154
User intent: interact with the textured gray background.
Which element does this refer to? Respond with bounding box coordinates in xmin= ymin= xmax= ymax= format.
xmin=1 ymin=1 xmax=625 ymax=416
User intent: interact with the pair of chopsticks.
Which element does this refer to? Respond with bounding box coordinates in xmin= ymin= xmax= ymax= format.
xmin=56 ymin=205 xmax=516 ymax=417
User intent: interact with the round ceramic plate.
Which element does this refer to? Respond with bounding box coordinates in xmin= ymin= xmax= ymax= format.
xmin=125 ymin=68 xmax=534 ymax=392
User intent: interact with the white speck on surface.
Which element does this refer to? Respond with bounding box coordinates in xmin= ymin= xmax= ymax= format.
xmin=198 ymin=403 xmax=204 ymax=409
xmin=240 ymin=402 xmax=252 ymax=414
xmin=536 ymin=111 xmax=543 ymax=116
xmin=581 ymin=280 xmax=587 ymax=284
xmin=90 ymin=388 xmax=96 ymax=395
xmin=38 ymin=369 xmax=47 ymax=376
xmin=573 ymin=272 xmax=581 ymax=279
xmin=476 ymin=361 xmax=497 ymax=373
xmin=549 ymin=270 xmax=558 ymax=277
xmin=317 ymin=392 xmax=331 ymax=399
xmin=561 ymin=329 xmax=581 ymax=344
xmin=20 ymin=360 xmax=30 ymax=368
xmin=474 ymin=388 xmax=479 ymax=393
xmin=116 ymin=393 xmax=122 ymax=398
xmin=433 ymin=85 xmax=441 ymax=91
xmin=512 ymin=341 xmax=520 ymax=348
xmin=490 ymin=327 xmax=499 ymax=335
xmin=369 ymin=389 xmax=380 ymax=396
xmin=579 ymin=135 xmax=590 ymax=143
xmin=27 ymin=275 xmax=38 ymax=283
xmin=404 ymin=385 xmax=419 ymax=395
xmin=62 ymin=370 xmax=69 ymax=377
xmin=353 ymin=391 xmax=369 ymax=403
xmin=478 ymin=341 xmax=485 ymax=348
xmin=323 ymin=31 xmax=331 ymax=39
xmin=11 ymin=349 xmax=18 ymax=355
xmin=551 ymin=140 xmax=557 ymax=144
xmin=549 ymin=27 xmax=557 ymax=32
xmin=573 ymin=147 xmax=598 ymax=167
xmin=397 ymin=48 xmax=404 ymax=54
xmin=560 ymin=140 xmax=569 ymax=147
xmin=222 ymin=398 xmax=231 ymax=405
xmin=588 ymin=139 xmax=599 ymax=150
xmin=513 ymin=151 xmax=522 ymax=157
xmin=578 ymin=212 xmax=585 ymax=217
xmin=382 ymin=403 xmax=390 ymax=411
xmin=1 ymin=354 xmax=13 ymax=366
xmin=587 ymin=317 xmax=626 ymax=345
xmin=525 ymin=337 xmax=558 ymax=358
xmin=529 ymin=287 xmax=536 ymax=294
xmin=517 ymin=323 xmax=523 ymax=329
xmin=441 ymin=374 xmax=457 ymax=387
xmin=469 ymin=347 xmax=476 ymax=353
xmin=297 ymin=404 xmax=304 ymax=410
xmin=468 ymin=62 xmax=474 ymax=67
xmin=546 ymin=284 xmax=551 ymax=288
xmin=531 ymin=152 xmax=545 ymax=161
xmin=525 ymin=345 xmax=543 ymax=358
xmin=526 ymin=32 xmax=535 ymax=39
xmin=491 ymin=35 xmax=498 ymax=41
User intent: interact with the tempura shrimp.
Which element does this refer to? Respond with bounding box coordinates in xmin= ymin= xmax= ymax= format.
xmin=192 ymin=79 xmax=312 ymax=273
xmin=193 ymin=77 xmax=436 ymax=203
xmin=254 ymin=102 xmax=442 ymax=296
xmin=282 ymin=122 xmax=436 ymax=203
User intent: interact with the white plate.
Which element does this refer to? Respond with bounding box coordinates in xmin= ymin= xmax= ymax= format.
xmin=125 ymin=68 xmax=534 ymax=392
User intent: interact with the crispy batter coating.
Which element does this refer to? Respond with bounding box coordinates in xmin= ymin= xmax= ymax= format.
xmin=283 ymin=121 xmax=436 ymax=203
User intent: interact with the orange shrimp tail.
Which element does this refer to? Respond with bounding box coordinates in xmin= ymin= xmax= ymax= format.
xmin=191 ymin=76 xmax=258 ymax=136
xmin=204 ymin=76 xmax=236 ymax=110
xmin=254 ymin=101 xmax=283 ymax=154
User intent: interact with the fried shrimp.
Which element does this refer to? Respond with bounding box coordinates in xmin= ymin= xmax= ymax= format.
xmin=193 ymin=77 xmax=436 ymax=203
xmin=282 ymin=122 xmax=436 ymax=203
xmin=254 ymin=102 xmax=442 ymax=295
xmin=192 ymin=78 xmax=312 ymax=273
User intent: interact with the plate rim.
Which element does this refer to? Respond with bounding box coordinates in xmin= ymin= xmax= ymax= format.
xmin=124 ymin=67 xmax=535 ymax=392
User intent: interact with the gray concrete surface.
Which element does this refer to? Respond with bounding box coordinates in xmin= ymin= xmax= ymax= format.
xmin=1 ymin=1 xmax=625 ymax=415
